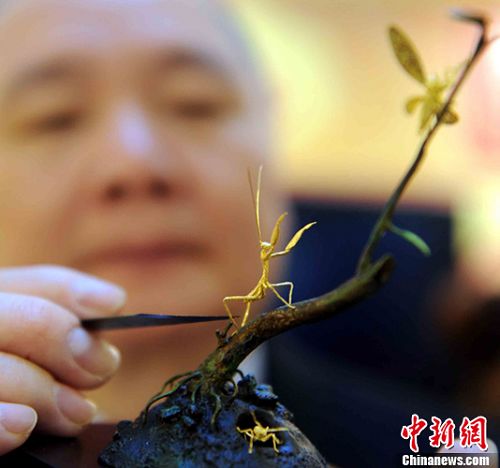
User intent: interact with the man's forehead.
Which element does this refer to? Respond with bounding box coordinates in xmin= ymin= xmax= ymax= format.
xmin=0 ymin=0 xmax=246 ymax=64
xmin=0 ymin=0 xmax=227 ymax=19
xmin=7 ymin=1 xmax=217 ymax=35
xmin=0 ymin=0 xmax=256 ymax=82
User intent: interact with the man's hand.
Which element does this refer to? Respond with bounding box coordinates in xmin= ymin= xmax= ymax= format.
xmin=0 ymin=265 xmax=126 ymax=455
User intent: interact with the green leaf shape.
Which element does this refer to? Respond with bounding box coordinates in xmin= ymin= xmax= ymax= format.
xmin=388 ymin=26 xmax=427 ymax=84
xmin=405 ymin=96 xmax=423 ymax=114
xmin=442 ymin=108 xmax=459 ymax=124
xmin=389 ymin=224 xmax=431 ymax=256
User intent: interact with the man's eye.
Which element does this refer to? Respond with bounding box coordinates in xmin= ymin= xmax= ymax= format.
xmin=167 ymin=99 xmax=231 ymax=122
xmin=29 ymin=111 xmax=82 ymax=134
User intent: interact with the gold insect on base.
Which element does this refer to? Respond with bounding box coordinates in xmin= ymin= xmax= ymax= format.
xmin=237 ymin=410 xmax=289 ymax=454
xmin=223 ymin=165 xmax=316 ymax=330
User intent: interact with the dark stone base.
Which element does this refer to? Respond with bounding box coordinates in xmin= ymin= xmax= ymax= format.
xmin=2 ymin=424 xmax=115 ymax=468
xmin=2 ymin=377 xmax=327 ymax=467
xmin=100 ymin=375 xmax=327 ymax=467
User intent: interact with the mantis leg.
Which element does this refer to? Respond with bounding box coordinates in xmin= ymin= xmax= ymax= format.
xmin=270 ymin=222 xmax=316 ymax=258
xmin=270 ymin=281 xmax=294 ymax=306
xmin=271 ymin=434 xmax=281 ymax=453
xmin=268 ymin=427 xmax=288 ymax=433
xmin=269 ymin=249 xmax=289 ymax=258
xmin=268 ymin=283 xmax=293 ymax=308
xmin=223 ymin=295 xmax=249 ymax=329
xmin=240 ymin=301 xmax=253 ymax=328
xmin=223 ymin=292 xmax=260 ymax=328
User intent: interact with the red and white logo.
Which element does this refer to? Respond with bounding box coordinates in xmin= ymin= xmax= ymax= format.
xmin=401 ymin=414 xmax=489 ymax=453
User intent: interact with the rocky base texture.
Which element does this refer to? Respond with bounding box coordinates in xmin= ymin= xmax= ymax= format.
xmin=99 ymin=374 xmax=326 ymax=467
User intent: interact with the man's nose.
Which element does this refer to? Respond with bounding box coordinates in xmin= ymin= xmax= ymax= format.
xmin=91 ymin=104 xmax=176 ymax=203
xmin=115 ymin=104 xmax=155 ymax=162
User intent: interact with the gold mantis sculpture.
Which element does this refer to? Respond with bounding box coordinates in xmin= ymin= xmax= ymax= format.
xmin=223 ymin=166 xmax=316 ymax=329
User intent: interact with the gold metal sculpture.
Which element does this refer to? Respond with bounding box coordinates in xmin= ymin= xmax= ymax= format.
xmin=101 ymin=12 xmax=494 ymax=467
xmin=237 ymin=411 xmax=289 ymax=454
xmin=223 ymin=166 xmax=316 ymax=329
xmin=388 ymin=26 xmax=459 ymax=132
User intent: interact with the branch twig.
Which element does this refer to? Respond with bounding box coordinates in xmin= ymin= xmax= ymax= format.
xmin=146 ymin=12 xmax=494 ymax=403
xmin=356 ymin=12 xmax=491 ymax=274
xmin=196 ymin=10 xmax=494 ymax=390
xmin=200 ymin=255 xmax=394 ymax=387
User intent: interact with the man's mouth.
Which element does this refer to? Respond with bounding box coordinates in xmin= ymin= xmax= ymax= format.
xmin=76 ymin=240 xmax=208 ymax=270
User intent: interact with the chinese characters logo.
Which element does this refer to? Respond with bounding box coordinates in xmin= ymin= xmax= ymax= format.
xmin=401 ymin=414 xmax=488 ymax=453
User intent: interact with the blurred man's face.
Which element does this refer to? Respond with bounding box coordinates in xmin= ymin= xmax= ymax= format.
xmin=0 ymin=0 xmax=278 ymax=315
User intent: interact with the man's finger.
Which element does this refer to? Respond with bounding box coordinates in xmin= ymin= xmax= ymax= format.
xmin=0 ymin=293 xmax=121 ymax=388
xmin=0 ymin=265 xmax=126 ymax=318
xmin=0 ymin=403 xmax=37 ymax=456
xmin=0 ymin=353 xmax=97 ymax=437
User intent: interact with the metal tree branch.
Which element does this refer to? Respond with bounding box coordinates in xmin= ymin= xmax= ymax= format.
xmin=199 ymin=254 xmax=395 ymax=388
xmin=137 ymin=14 xmax=492 ymax=408
xmin=194 ymin=11 xmax=493 ymax=390
xmin=357 ymin=11 xmax=490 ymax=274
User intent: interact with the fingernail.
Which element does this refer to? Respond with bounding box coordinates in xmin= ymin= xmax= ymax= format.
xmin=56 ymin=387 xmax=97 ymax=426
xmin=72 ymin=279 xmax=126 ymax=314
xmin=67 ymin=328 xmax=121 ymax=378
xmin=0 ymin=404 xmax=37 ymax=434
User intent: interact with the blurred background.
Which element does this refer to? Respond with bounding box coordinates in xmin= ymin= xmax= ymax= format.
xmin=232 ymin=0 xmax=500 ymax=209
xmin=228 ymin=1 xmax=499 ymax=466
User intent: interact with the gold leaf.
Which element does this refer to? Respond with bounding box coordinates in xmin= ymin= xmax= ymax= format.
xmin=388 ymin=26 xmax=426 ymax=84
xmin=442 ymin=108 xmax=459 ymax=124
xmin=405 ymin=96 xmax=423 ymax=114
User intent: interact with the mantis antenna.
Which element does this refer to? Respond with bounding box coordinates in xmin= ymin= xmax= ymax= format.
xmin=247 ymin=165 xmax=263 ymax=243
xmin=224 ymin=165 xmax=316 ymax=330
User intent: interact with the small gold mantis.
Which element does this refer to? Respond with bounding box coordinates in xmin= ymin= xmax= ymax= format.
xmin=223 ymin=166 xmax=316 ymax=329
xmin=388 ymin=26 xmax=459 ymax=132
xmin=237 ymin=410 xmax=289 ymax=454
